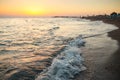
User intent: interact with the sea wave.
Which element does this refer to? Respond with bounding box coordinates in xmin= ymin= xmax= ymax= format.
xmin=35 ymin=36 xmax=86 ymax=80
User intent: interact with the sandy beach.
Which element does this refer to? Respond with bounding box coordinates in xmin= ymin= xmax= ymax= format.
xmin=75 ymin=17 xmax=120 ymax=80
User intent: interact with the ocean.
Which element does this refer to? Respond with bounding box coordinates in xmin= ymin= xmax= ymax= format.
xmin=0 ymin=18 xmax=118 ymax=80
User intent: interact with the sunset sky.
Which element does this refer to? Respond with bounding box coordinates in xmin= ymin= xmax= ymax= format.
xmin=0 ymin=0 xmax=120 ymax=17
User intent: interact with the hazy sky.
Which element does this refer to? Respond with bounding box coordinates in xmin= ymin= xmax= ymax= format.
xmin=0 ymin=0 xmax=120 ymax=16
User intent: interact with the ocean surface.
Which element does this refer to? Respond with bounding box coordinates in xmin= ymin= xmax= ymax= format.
xmin=0 ymin=18 xmax=118 ymax=80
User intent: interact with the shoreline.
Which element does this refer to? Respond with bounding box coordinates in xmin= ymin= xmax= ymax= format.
xmin=101 ymin=18 xmax=120 ymax=80
xmin=75 ymin=17 xmax=120 ymax=80
xmin=87 ymin=18 xmax=120 ymax=75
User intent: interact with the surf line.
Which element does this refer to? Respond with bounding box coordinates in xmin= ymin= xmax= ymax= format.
xmin=35 ymin=30 xmax=114 ymax=80
xmin=35 ymin=36 xmax=86 ymax=80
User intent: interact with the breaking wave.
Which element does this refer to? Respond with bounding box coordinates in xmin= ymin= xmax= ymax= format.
xmin=35 ymin=36 xmax=86 ymax=80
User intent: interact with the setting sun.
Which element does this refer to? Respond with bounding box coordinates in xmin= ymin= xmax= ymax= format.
xmin=25 ymin=7 xmax=45 ymax=16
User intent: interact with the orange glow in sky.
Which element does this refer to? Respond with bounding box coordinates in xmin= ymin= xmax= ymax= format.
xmin=0 ymin=0 xmax=120 ymax=17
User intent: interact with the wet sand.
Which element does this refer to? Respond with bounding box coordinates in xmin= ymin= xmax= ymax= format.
xmin=75 ymin=18 xmax=120 ymax=80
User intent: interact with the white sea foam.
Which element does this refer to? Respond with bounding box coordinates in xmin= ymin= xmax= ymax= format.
xmin=35 ymin=36 xmax=86 ymax=80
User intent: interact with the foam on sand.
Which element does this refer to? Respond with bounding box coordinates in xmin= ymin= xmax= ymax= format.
xmin=35 ymin=36 xmax=86 ymax=80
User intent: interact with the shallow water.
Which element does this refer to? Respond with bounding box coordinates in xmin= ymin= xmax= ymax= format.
xmin=0 ymin=18 xmax=118 ymax=80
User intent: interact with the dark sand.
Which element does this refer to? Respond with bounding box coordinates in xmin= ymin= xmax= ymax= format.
xmin=75 ymin=17 xmax=120 ymax=80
